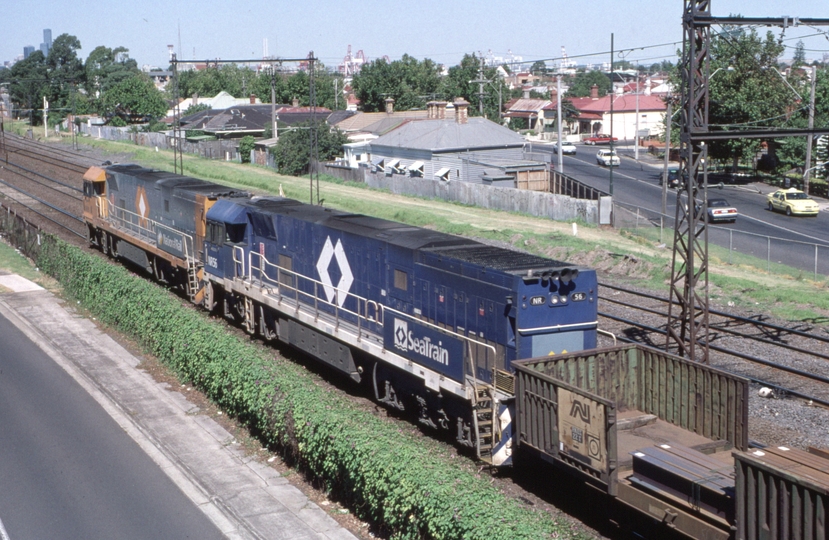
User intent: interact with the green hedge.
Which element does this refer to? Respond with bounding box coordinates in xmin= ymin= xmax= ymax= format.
xmin=33 ymin=238 xmax=588 ymax=540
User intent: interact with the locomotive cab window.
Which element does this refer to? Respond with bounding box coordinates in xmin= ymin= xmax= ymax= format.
xmin=225 ymin=223 xmax=246 ymax=244
xmin=83 ymin=181 xmax=104 ymax=197
xmin=394 ymin=269 xmax=408 ymax=291
xmin=206 ymin=221 xmax=225 ymax=244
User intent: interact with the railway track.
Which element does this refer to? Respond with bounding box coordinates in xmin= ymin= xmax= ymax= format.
xmin=4 ymin=135 xmax=829 ymax=446
xmin=598 ymin=283 xmax=829 ymax=407
xmin=6 ymin=136 xmax=829 ymax=539
xmin=1 ymin=133 xmax=97 ymax=174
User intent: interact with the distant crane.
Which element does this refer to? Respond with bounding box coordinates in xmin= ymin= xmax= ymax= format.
xmin=559 ymin=46 xmax=576 ymax=74
xmin=561 ymin=46 xmax=575 ymax=68
xmin=340 ymin=45 xmax=367 ymax=77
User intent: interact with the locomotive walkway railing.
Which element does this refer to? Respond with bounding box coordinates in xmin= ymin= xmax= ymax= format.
xmin=239 ymin=249 xmax=497 ymax=383
xmin=97 ymin=198 xmax=196 ymax=264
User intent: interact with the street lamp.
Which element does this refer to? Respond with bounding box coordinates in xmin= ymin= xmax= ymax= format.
xmin=770 ymin=67 xmax=803 ymax=100
xmin=769 ymin=66 xmax=817 ymax=192
xmin=708 ymin=66 xmax=734 ymax=80
xmin=803 ymin=161 xmax=828 ymax=175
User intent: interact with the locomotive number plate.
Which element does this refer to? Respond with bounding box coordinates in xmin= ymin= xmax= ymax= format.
xmin=530 ymin=296 xmax=546 ymax=306
xmin=571 ymin=292 xmax=587 ymax=302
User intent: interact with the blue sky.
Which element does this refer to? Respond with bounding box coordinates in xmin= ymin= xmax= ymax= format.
xmin=4 ymin=1 xmax=828 ymax=71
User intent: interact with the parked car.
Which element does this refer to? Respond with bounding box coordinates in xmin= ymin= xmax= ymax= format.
xmin=584 ymin=133 xmax=618 ymax=145
xmin=596 ymin=149 xmax=620 ymax=167
xmin=766 ymin=188 xmax=820 ymax=216
xmin=695 ymin=198 xmax=738 ymax=223
xmin=553 ymin=141 xmax=577 ymax=155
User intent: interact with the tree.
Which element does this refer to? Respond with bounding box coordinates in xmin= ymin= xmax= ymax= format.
xmin=182 ymin=103 xmax=211 ymax=117
xmin=530 ymin=60 xmax=548 ymax=76
xmin=85 ymin=45 xmax=140 ymax=114
xmin=175 ymin=64 xmax=258 ymax=100
xmin=706 ymin=28 xmax=789 ymax=171
xmin=351 ymin=55 xmax=442 ymax=112
xmin=239 ymin=135 xmax=256 ymax=163
xmin=793 ymin=40 xmax=806 ymax=69
xmin=565 ymin=70 xmax=610 ymax=98
xmin=4 ymin=50 xmax=48 ymax=124
xmin=102 ymin=74 xmax=167 ymax=123
xmin=272 ymin=121 xmax=348 ymax=176
xmin=440 ymin=53 xmax=507 ymax=120
xmin=45 ymin=34 xmax=85 ymax=124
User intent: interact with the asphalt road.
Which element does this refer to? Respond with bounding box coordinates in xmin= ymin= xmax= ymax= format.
xmin=0 ymin=310 xmax=225 ymax=539
xmin=532 ymin=141 xmax=829 ymax=275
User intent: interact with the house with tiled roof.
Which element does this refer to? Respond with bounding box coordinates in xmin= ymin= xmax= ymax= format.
xmin=545 ymin=85 xmax=667 ymax=141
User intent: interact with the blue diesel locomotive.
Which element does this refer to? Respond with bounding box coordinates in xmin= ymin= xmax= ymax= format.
xmin=83 ymin=164 xmax=598 ymax=464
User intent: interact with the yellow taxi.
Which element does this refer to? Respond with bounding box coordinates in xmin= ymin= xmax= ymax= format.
xmin=766 ymin=188 xmax=819 ymax=216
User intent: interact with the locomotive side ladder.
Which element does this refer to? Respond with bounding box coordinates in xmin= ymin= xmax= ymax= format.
xmin=467 ymin=342 xmax=499 ymax=463
xmin=186 ymin=257 xmax=201 ymax=302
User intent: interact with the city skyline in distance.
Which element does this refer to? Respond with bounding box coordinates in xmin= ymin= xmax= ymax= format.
xmin=3 ymin=1 xmax=828 ymax=72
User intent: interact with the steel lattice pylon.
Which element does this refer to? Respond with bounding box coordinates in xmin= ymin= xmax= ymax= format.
xmin=666 ymin=2 xmax=829 ymax=363
xmin=666 ymin=0 xmax=711 ymax=362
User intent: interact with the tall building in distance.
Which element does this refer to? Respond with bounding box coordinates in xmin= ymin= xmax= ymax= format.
xmin=24 ymin=45 xmax=35 ymax=59
xmin=40 ymin=29 xmax=52 ymax=56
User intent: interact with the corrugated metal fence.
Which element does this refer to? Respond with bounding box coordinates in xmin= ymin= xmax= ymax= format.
xmin=80 ymin=125 xmax=241 ymax=161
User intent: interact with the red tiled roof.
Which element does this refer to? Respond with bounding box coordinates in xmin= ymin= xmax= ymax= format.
xmin=574 ymin=94 xmax=666 ymax=114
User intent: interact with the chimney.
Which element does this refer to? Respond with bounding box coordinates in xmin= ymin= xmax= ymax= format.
xmin=426 ymin=101 xmax=436 ymax=119
xmin=436 ymin=101 xmax=447 ymax=119
xmin=292 ymin=97 xmax=299 ymax=107
xmin=590 ymin=85 xmax=599 ymax=100
xmin=249 ymin=93 xmax=256 ymax=104
xmin=454 ymin=98 xmax=469 ymax=124
xmin=522 ymin=88 xmax=530 ymax=99
xmin=192 ymin=92 xmax=199 ymax=105
xmin=385 ymin=97 xmax=395 ymax=114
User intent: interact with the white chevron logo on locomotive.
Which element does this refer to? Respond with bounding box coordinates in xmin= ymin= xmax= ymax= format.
xmin=315 ymin=236 xmax=353 ymax=307
xmin=393 ymin=318 xmax=450 ymax=365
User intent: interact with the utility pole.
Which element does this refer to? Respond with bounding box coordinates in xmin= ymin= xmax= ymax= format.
xmin=43 ymin=96 xmax=48 ymax=139
xmin=270 ymin=64 xmax=277 ymax=140
xmin=634 ymin=76 xmax=640 ymax=160
xmin=662 ymin=98 xmax=672 ymax=218
xmin=556 ymin=75 xmax=563 ymax=173
xmin=471 ymin=57 xmax=487 ymax=116
xmin=609 ymin=33 xmax=614 ymax=199
xmin=804 ymin=64 xmax=817 ymax=192
xmin=308 ymin=51 xmax=319 ymax=205
xmin=172 ymin=53 xmax=183 ymax=175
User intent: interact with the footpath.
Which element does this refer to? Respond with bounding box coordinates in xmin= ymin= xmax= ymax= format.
xmin=0 ymin=273 xmax=356 ymax=540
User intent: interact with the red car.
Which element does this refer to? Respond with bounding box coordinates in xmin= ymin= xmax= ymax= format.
xmin=584 ymin=133 xmax=618 ymax=145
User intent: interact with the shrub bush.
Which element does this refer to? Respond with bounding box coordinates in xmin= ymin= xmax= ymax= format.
xmin=31 ymin=238 xmax=585 ymax=540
